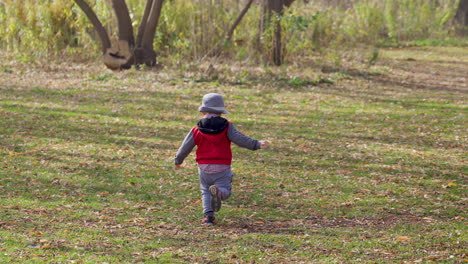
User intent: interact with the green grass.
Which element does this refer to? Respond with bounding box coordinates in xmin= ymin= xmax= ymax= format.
xmin=0 ymin=46 xmax=467 ymax=263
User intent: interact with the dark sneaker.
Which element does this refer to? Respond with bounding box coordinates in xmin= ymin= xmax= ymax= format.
xmin=209 ymin=185 xmax=222 ymax=212
xmin=202 ymin=215 xmax=216 ymax=225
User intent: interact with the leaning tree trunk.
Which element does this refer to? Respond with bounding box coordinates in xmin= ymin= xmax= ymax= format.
xmin=455 ymin=0 xmax=468 ymax=35
xmin=226 ymin=0 xmax=255 ymax=42
xmin=73 ymin=0 xmax=111 ymax=54
xmin=201 ymin=0 xmax=254 ymax=59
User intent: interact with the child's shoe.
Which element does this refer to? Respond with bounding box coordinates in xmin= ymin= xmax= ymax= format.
xmin=202 ymin=215 xmax=216 ymax=225
xmin=209 ymin=185 xmax=222 ymax=212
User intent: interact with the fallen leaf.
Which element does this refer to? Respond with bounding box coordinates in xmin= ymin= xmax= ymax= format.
xmin=29 ymin=231 xmax=43 ymax=236
xmin=396 ymin=236 xmax=411 ymax=242
xmin=443 ymin=182 xmax=458 ymax=188
xmin=447 ymin=182 xmax=457 ymax=187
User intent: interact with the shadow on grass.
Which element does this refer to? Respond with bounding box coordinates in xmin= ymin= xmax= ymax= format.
xmin=1 ymin=104 xmax=181 ymax=147
xmin=218 ymin=214 xmax=424 ymax=235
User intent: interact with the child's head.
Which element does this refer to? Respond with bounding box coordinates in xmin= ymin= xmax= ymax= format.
xmin=198 ymin=93 xmax=229 ymax=114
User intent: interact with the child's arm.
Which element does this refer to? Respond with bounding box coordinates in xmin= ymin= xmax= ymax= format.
xmin=175 ymin=130 xmax=196 ymax=167
xmin=228 ymin=123 xmax=265 ymax=150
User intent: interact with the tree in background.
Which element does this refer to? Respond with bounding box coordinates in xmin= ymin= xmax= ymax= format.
xmin=73 ymin=0 xmax=164 ymax=70
xmin=1 ymin=0 xmax=462 ymax=69
xmin=266 ymin=0 xmax=296 ymax=66
xmin=455 ymin=0 xmax=468 ymax=35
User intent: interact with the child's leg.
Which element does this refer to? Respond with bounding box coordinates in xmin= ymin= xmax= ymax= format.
xmin=199 ymin=169 xmax=215 ymax=216
xmin=199 ymin=168 xmax=234 ymax=215
xmin=213 ymin=168 xmax=233 ymax=200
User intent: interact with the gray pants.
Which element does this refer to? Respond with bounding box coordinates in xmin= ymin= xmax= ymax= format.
xmin=198 ymin=168 xmax=233 ymax=216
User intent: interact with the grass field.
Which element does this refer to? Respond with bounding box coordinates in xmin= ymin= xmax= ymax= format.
xmin=0 ymin=46 xmax=467 ymax=263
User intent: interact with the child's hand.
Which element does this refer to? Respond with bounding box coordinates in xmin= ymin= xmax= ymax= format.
xmin=259 ymin=140 xmax=271 ymax=149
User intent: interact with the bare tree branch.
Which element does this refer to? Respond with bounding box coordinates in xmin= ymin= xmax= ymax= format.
xmin=226 ymin=0 xmax=254 ymax=41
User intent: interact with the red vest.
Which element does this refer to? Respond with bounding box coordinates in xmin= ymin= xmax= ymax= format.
xmin=192 ymin=124 xmax=232 ymax=165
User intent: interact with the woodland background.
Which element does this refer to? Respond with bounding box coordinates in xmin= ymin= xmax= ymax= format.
xmin=0 ymin=0 xmax=466 ymax=67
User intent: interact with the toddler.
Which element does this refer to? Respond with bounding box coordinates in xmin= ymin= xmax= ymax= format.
xmin=175 ymin=93 xmax=270 ymax=225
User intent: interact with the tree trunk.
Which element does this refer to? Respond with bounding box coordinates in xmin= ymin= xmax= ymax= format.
xmin=73 ymin=0 xmax=111 ymax=54
xmin=141 ymin=0 xmax=164 ymax=49
xmin=455 ymin=0 xmax=468 ymax=35
xmin=284 ymin=0 xmax=295 ymax=7
xmin=201 ymin=0 xmax=254 ymax=59
xmin=74 ymin=0 xmax=165 ymax=70
xmin=256 ymin=0 xmax=268 ymax=51
xmin=103 ymin=0 xmax=135 ymax=69
xmin=268 ymin=0 xmax=286 ymax=66
xmin=273 ymin=16 xmax=282 ymax=66
xmin=265 ymin=0 xmax=296 ymax=65
xmin=136 ymin=0 xmax=165 ymax=66
xmin=112 ymin=0 xmax=135 ymax=48
xmin=103 ymin=39 xmax=133 ymax=70
xmin=136 ymin=0 xmax=154 ymax=46
xmin=226 ymin=0 xmax=255 ymax=42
